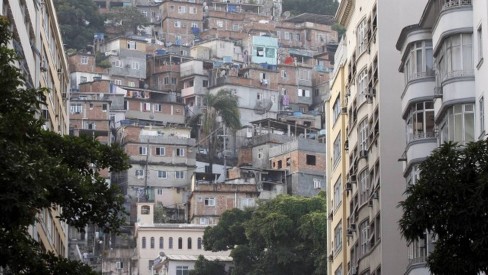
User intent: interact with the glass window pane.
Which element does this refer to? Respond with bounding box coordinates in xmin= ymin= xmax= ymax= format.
xmin=454 ymin=113 xmax=463 ymax=142
xmin=465 ymin=112 xmax=475 ymax=142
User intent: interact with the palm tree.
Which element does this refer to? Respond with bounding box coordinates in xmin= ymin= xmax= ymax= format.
xmin=187 ymin=90 xmax=241 ymax=175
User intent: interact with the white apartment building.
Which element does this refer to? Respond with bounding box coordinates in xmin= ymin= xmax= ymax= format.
xmin=134 ymin=203 xmax=230 ymax=275
xmin=328 ymin=1 xmax=427 ymax=275
xmin=397 ymin=0 xmax=485 ymax=274
xmin=1 ymin=0 xmax=70 ymax=257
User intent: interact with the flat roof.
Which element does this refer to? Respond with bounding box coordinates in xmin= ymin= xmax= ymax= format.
xmin=165 ymin=255 xmax=233 ymax=262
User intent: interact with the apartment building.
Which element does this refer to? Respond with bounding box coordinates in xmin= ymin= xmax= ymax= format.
xmin=1 ymin=0 xmax=70 ymax=258
xmin=396 ymin=0 xmax=484 ymax=274
xmin=327 ymin=1 xmax=427 ymax=275
xmin=159 ymin=0 xmax=203 ymax=46
xmin=187 ymin=171 xmax=259 ymax=225
xmin=134 ymin=203 xmax=230 ymax=275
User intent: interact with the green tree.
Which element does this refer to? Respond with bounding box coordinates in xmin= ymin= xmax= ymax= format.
xmin=0 ymin=17 xmax=130 ymax=274
xmin=399 ymin=141 xmax=488 ymax=274
xmin=203 ymin=194 xmax=327 ymax=275
xmin=105 ymin=7 xmax=150 ymax=36
xmin=282 ymin=0 xmax=338 ymax=16
xmin=54 ymin=0 xmax=105 ymax=50
xmin=187 ymin=90 xmax=241 ymax=173
xmin=190 ymin=255 xmax=227 ymax=275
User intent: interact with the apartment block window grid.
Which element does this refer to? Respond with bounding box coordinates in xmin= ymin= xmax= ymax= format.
xmin=333 ymin=133 xmax=341 ymax=166
xmin=357 ymin=19 xmax=368 ymax=55
xmin=334 ymin=222 xmax=342 ymax=254
xmin=333 ymin=177 xmax=342 ymax=210
xmin=358 ymin=119 xmax=369 ymax=152
xmin=404 ymin=40 xmax=433 ymax=83
xmin=437 ymin=33 xmax=473 ymax=82
xmin=405 ymin=101 xmax=435 ymax=142
xmin=439 ymin=103 xmax=475 ymax=145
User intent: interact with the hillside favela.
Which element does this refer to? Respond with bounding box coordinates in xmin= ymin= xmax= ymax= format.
xmin=1 ymin=0 xmax=487 ymax=274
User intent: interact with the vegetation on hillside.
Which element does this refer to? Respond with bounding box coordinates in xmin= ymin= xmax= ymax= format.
xmin=282 ymin=0 xmax=339 ymax=16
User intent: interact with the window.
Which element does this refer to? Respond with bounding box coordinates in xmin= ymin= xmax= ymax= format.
xmin=240 ymin=198 xmax=255 ymax=209
xmin=299 ymin=69 xmax=310 ymax=80
xmin=295 ymin=33 xmax=300 ymax=41
xmin=178 ymin=237 xmax=183 ymax=249
xmin=478 ymin=25 xmax=483 ymax=65
xmin=141 ymin=205 xmax=150 ymax=214
xmin=216 ymin=20 xmax=223 ymax=28
xmin=175 ymin=171 xmax=185 ymax=179
xmin=404 ymin=40 xmax=433 ymax=82
xmin=127 ymin=41 xmax=136 ymax=49
xmin=281 ymin=70 xmax=287 ymax=78
xmin=406 ymin=164 xmax=421 ymax=186
xmin=164 ymin=77 xmax=169 ymax=85
xmin=148 ymin=260 xmax=154 ymax=270
xmin=116 ymin=261 xmax=124 ymax=270
xmin=197 ymin=237 xmax=202 ymax=249
xmin=359 ymin=220 xmax=369 ymax=256
xmin=174 ymin=20 xmax=181 ymax=28
xmin=86 ymin=122 xmax=96 ymax=130
xmin=204 ymin=197 xmax=215 ymax=206
xmin=172 ymin=78 xmax=177 ymax=84
xmin=265 ymin=48 xmax=276 ymax=58
xmin=333 ymin=177 xmax=342 ymax=210
xmin=191 ymin=22 xmax=198 ymax=28
xmin=333 ymin=97 xmax=341 ymax=123
xmin=437 ymin=33 xmax=473 ymax=81
xmin=157 ymin=188 xmax=163 ymax=195
xmin=189 ymin=7 xmax=197 ymax=14
xmin=406 ymin=101 xmax=435 ymax=142
xmin=335 ymin=265 xmax=343 ymax=275
xmin=70 ymin=103 xmax=82 ymax=114
xmin=114 ymin=79 xmax=122 ymax=85
xmin=284 ymin=32 xmax=290 ymax=40
xmin=142 ymin=102 xmax=151 ymax=112
xmin=150 ymin=237 xmax=154 ymax=249
xmin=178 ymin=6 xmax=186 ymax=13
xmin=187 ymin=237 xmax=192 ymax=249
xmin=358 ymin=119 xmax=369 ymax=152
xmin=333 ymin=133 xmax=341 ymax=166
xmin=357 ymin=69 xmax=369 ymax=104
xmin=480 ymin=97 xmax=485 ymax=134
xmin=169 ymin=237 xmax=173 ymax=249
xmin=232 ymin=24 xmax=239 ymax=31
xmin=313 ymin=178 xmax=322 ymax=189
xmin=154 ymin=104 xmax=162 ymax=112
xmin=142 ymin=10 xmax=148 ymax=17
xmin=156 ymin=147 xmax=165 ymax=156
xmin=139 ymin=146 xmax=148 ymax=155
xmin=81 ymin=56 xmax=88 ymax=64
xmin=135 ymin=169 xmax=144 ymax=178
xmin=357 ymin=19 xmax=367 ymax=54
xmin=142 ymin=237 xmax=146 ymax=249
xmin=80 ymin=76 xmax=87 ymax=83
xmin=306 ymin=155 xmax=316 ymax=165
xmin=132 ymin=62 xmax=140 ymax=70
xmin=440 ymin=103 xmax=475 ymax=145
xmin=176 ymin=266 xmax=189 ymax=275
xmin=203 ymin=80 xmax=208 ymax=87
xmin=359 ymin=169 xmax=370 ymax=205
xmin=334 ymin=222 xmax=342 ymax=253
xmin=298 ymin=89 xmax=310 ymax=97
xmin=176 ymin=148 xmax=185 ymax=156
xmin=102 ymin=104 xmax=108 ymax=111
xmin=256 ymin=46 xmax=264 ymax=57
xmin=158 ymin=171 xmax=167 ymax=179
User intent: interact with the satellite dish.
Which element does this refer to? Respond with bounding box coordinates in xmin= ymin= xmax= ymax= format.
xmin=282 ymin=11 xmax=291 ymax=19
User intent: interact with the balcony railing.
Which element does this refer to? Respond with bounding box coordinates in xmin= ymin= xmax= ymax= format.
xmin=407 ymin=70 xmax=435 ymax=82
xmin=442 ymin=0 xmax=472 ymax=10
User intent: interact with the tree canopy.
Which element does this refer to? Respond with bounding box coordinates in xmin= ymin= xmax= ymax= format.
xmin=54 ymin=0 xmax=105 ymax=50
xmin=399 ymin=141 xmax=488 ymax=274
xmin=282 ymin=0 xmax=339 ymax=16
xmin=0 ymin=17 xmax=130 ymax=274
xmin=203 ymin=194 xmax=327 ymax=275
xmin=190 ymin=255 xmax=227 ymax=275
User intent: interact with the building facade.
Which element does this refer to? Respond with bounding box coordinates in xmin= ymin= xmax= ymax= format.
xmin=396 ymin=0 xmax=485 ymax=274
xmin=327 ymin=1 xmax=427 ymax=275
xmin=1 ymin=0 xmax=70 ymax=258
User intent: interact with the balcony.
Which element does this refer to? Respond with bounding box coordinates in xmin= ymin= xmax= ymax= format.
xmin=442 ymin=0 xmax=471 ymax=11
xmin=151 ymin=64 xmax=180 ymax=74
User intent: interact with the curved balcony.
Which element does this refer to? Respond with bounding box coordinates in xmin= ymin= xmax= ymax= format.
xmin=401 ymin=80 xmax=435 ymax=117
xmin=405 ymin=139 xmax=437 ymax=171
xmin=441 ymin=77 xmax=475 ymax=105
xmin=432 ymin=2 xmax=472 ymax=49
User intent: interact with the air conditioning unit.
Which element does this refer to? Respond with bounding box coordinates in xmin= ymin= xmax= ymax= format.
xmin=341 ymin=107 xmax=347 ymax=114
xmin=346 ymin=182 xmax=352 ymax=191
